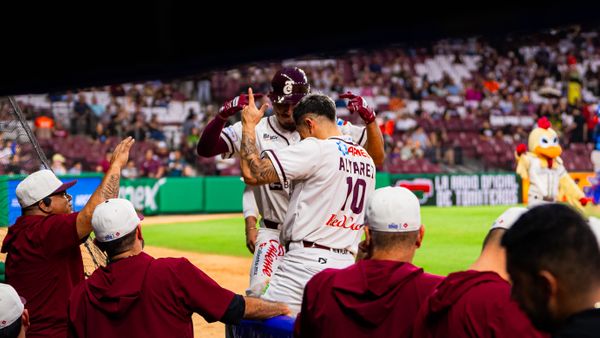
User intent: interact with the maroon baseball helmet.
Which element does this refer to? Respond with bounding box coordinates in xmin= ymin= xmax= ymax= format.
xmin=268 ymin=67 xmax=310 ymax=105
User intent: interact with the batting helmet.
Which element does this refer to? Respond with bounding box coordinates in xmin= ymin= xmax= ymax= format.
xmin=268 ymin=67 xmax=310 ymax=105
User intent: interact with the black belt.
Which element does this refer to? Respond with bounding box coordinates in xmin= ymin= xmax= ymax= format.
xmin=263 ymin=219 xmax=279 ymax=229
xmin=287 ymin=240 xmax=350 ymax=255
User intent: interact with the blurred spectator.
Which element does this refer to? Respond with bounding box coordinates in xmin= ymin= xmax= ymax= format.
xmin=68 ymin=162 xmax=83 ymax=175
xmin=108 ymin=108 xmax=129 ymax=137
xmin=568 ymin=108 xmax=587 ymax=143
xmin=167 ymin=150 xmax=193 ymax=177
xmin=128 ymin=113 xmax=148 ymax=141
xmin=51 ymin=153 xmax=67 ymax=175
xmin=465 ymin=81 xmax=483 ymax=101
xmin=34 ymin=114 xmax=54 ymax=140
xmin=182 ymin=112 xmax=198 ymax=137
xmin=96 ymin=151 xmax=112 ymax=173
xmin=186 ymin=127 xmax=200 ymax=150
xmin=0 ymin=139 xmax=12 ymax=165
xmin=89 ymin=96 xmax=106 ymax=119
xmin=53 ymin=121 xmax=69 ymax=138
xmin=410 ymin=126 xmax=430 ymax=152
xmin=6 ymin=154 xmax=23 ymax=175
xmin=479 ymin=121 xmax=493 ymax=141
xmin=72 ymin=93 xmax=94 ymax=135
xmin=140 ymin=149 xmax=165 ymax=178
xmin=92 ymin=122 xmax=109 ymax=143
xmin=567 ymin=64 xmax=583 ymax=106
xmin=121 ymin=160 xmax=140 ymax=179
xmin=148 ymin=114 xmax=165 ymax=141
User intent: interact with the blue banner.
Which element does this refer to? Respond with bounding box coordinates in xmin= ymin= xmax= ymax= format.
xmin=8 ymin=176 xmax=102 ymax=225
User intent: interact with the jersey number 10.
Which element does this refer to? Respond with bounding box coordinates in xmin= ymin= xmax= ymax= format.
xmin=341 ymin=177 xmax=367 ymax=214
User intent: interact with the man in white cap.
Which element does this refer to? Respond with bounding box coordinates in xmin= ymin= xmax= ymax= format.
xmin=295 ymin=187 xmax=444 ymax=338
xmin=68 ymin=198 xmax=290 ymax=338
xmin=1 ymin=137 xmax=134 ymax=338
xmin=0 ymin=283 xmax=29 ymax=338
xmin=412 ymin=207 xmax=547 ymax=338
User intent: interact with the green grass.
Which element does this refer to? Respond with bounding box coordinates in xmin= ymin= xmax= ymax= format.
xmin=143 ymin=217 xmax=252 ymax=257
xmin=143 ymin=205 xmax=515 ymax=276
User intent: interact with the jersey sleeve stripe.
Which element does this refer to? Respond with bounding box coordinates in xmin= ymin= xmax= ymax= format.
xmin=262 ymin=149 xmax=287 ymax=184
xmin=358 ymin=127 xmax=367 ymax=146
xmin=220 ymin=132 xmax=235 ymax=158
xmin=267 ymin=117 xmax=290 ymax=145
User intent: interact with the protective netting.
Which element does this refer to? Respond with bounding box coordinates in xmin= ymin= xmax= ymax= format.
xmin=1 ymin=97 xmax=107 ymax=277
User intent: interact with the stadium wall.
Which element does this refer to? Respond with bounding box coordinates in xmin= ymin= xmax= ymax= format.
xmin=1 ymin=172 xmax=549 ymax=226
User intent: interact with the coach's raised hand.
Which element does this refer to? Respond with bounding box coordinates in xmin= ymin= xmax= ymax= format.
xmin=109 ymin=136 xmax=135 ymax=168
xmin=242 ymin=87 xmax=269 ymax=127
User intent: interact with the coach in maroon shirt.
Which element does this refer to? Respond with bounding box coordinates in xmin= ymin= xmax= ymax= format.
xmin=294 ymin=187 xmax=444 ymax=338
xmin=412 ymin=207 xmax=548 ymax=338
xmin=68 ymin=198 xmax=289 ymax=338
xmin=1 ymin=137 xmax=134 ymax=338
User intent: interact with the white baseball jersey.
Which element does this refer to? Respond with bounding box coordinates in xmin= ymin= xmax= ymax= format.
xmin=262 ymin=135 xmax=376 ymax=253
xmin=221 ymin=115 xmax=367 ymax=225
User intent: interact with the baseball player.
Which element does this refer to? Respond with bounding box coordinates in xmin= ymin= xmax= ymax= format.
xmin=196 ymin=67 xmax=384 ymax=296
xmin=239 ymin=90 xmax=376 ymax=314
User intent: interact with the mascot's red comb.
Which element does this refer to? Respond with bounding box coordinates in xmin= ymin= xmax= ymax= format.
xmin=537 ymin=117 xmax=552 ymax=129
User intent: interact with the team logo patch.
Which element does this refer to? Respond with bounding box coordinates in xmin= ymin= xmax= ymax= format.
xmin=283 ymin=80 xmax=294 ymax=95
xmin=337 ymin=141 xmax=349 ymax=156
xmin=263 ymin=133 xmax=277 ymax=141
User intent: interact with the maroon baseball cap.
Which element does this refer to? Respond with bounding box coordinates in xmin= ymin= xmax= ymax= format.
xmin=268 ymin=67 xmax=310 ymax=105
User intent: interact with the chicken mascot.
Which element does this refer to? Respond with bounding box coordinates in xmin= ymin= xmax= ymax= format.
xmin=515 ymin=117 xmax=592 ymax=211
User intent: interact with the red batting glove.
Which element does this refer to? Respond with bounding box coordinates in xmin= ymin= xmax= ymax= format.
xmin=580 ymin=197 xmax=594 ymax=206
xmin=339 ymin=92 xmax=376 ymax=124
xmin=516 ymin=143 xmax=527 ymax=156
xmin=218 ymin=93 xmax=264 ymax=119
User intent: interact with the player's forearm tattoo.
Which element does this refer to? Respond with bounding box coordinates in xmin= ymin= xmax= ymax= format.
xmin=241 ymin=130 xmax=279 ymax=184
xmin=102 ymin=174 xmax=120 ymax=199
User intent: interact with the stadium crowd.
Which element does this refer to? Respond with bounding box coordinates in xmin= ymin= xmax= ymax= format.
xmin=1 ymin=25 xmax=600 ymax=176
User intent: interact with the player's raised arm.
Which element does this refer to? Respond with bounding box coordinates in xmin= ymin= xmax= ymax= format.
xmin=340 ymin=92 xmax=385 ymax=166
xmin=240 ymin=88 xmax=280 ymax=186
xmin=196 ymin=93 xmax=264 ymax=157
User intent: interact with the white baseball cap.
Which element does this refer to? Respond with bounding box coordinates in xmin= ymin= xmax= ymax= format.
xmin=366 ymin=186 xmax=421 ymax=232
xmin=0 ymin=283 xmax=24 ymax=329
xmin=92 ymin=198 xmax=143 ymax=242
xmin=490 ymin=207 xmax=528 ymax=230
xmin=16 ymin=169 xmax=77 ymax=208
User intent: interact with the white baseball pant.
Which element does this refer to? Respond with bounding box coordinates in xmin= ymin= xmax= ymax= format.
xmin=246 ymin=228 xmax=285 ymax=296
xmin=261 ymin=242 xmax=355 ymax=315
